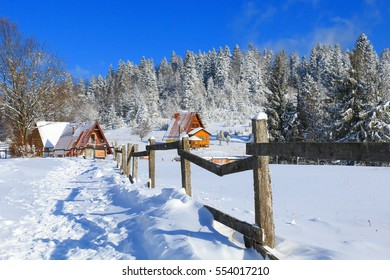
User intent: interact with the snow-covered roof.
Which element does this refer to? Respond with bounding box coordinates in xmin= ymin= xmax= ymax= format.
xmin=163 ymin=112 xmax=206 ymax=141
xmin=188 ymin=127 xmax=211 ymax=136
xmin=54 ymin=121 xmax=95 ymax=151
xmin=36 ymin=121 xmax=69 ymax=148
xmin=54 ymin=120 xmax=112 ymax=155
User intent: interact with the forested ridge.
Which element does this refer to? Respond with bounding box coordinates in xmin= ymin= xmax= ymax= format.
xmin=1 ymin=16 xmax=390 ymax=146
xmin=77 ymin=33 xmax=390 ymax=143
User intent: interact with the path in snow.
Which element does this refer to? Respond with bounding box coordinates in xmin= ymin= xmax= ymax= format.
xmin=0 ymin=158 xmax=261 ymax=260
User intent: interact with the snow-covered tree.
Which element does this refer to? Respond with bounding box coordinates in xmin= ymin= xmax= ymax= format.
xmin=298 ymin=74 xmax=322 ymax=141
xmin=379 ymin=49 xmax=390 ymax=101
xmin=215 ymin=46 xmax=231 ymax=88
xmin=181 ymin=51 xmax=206 ymax=112
xmin=266 ymin=51 xmax=294 ymax=142
xmin=0 ymin=18 xmax=66 ymax=148
xmin=229 ymin=45 xmax=244 ymax=86
xmin=139 ymin=57 xmax=159 ymax=122
xmin=337 ymin=34 xmax=382 ymax=142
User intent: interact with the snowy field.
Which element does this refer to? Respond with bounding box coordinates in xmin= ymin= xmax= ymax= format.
xmin=0 ymin=125 xmax=389 ymax=260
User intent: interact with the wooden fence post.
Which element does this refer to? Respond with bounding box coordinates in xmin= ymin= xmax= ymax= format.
xmin=126 ymin=143 xmax=132 ymax=177
xmin=132 ymin=144 xmax=139 ymax=181
xmin=115 ymin=145 xmax=121 ymax=168
xmin=252 ymin=113 xmax=275 ymax=248
xmin=180 ymin=136 xmax=191 ymax=196
xmin=113 ymin=141 xmax=117 ymax=158
xmin=148 ymin=138 xmax=156 ymax=189
xmin=121 ymin=145 xmax=127 ymax=174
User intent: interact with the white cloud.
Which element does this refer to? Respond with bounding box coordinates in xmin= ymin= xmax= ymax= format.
xmin=310 ymin=17 xmax=359 ymax=48
xmin=232 ymin=0 xmax=384 ymax=55
xmin=232 ymin=1 xmax=277 ymax=43
xmin=71 ymin=65 xmax=92 ymax=79
xmin=256 ymin=17 xmax=359 ymax=55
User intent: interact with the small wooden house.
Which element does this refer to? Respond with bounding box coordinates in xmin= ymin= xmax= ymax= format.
xmin=163 ymin=112 xmax=210 ymax=148
xmin=188 ymin=127 xmax=211 ymax=148
xmin=54 ymin=120 xmax=112 ymax=158
xmin=30 ymin=121 xmax=69 ymax=157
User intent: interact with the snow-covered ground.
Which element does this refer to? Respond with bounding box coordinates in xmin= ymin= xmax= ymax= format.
xmin=0 ymin=124 xmax=389 ymax=260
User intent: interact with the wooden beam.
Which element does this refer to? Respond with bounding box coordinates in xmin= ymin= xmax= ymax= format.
xmin=132 ymin=144 xmax=139 ymax=181
xmin=126 ymin=143 xmax=132 ymax=178
xmin=204 ymin=205 xmax=261 ymax=242
xmin=148 ymin=138 xmax=156 ymax=189
xmin=252 ymin=116 xmax=275 ymax=249
xmin=246 ymin=142 xmax=390 ymax=162
xmin=243 ymin=237 xmax=279 ymax=260
xmin=178 ymin=149 xmax=221 ymax=176
xmin=178 ymin=151 xmax=259 ymax=176
xmin=219 ymin=156 xmax=259 ymax=176
xmin=180 ymin=137 xmax=191 ymax=196
xmin=146 ymin=141 xmax=180 ymax=151
xmin=121 ymin=145 xmax=127 ymax=175
xmin=131 ymin=150 xmax=149 ymax=158
xmin=204 ymin=205 xmax=279 ymax=260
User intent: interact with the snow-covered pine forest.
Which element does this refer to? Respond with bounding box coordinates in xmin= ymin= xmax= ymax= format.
xmin=64 ymin=34 xmax=390 ymax=143
xmin=1 ymin=23 xmax=390 ymax=145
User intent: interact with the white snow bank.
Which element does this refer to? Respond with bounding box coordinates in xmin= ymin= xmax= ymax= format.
xmin=1 ymin=151 xmax=390 ymax=260
xmin=0 ymin=157 xmax=260 ymax=260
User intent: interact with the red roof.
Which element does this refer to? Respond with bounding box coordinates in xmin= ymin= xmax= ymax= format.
xmin=163 ymin=112 xmax=205 ymax=141
xmin=54 ymin=120 xmax=112 ymax=155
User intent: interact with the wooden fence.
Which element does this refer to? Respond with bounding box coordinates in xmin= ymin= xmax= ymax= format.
xmin=113 ymin=118 xmax=277 ymax=260
xmin=113 ymin=117 xmax=390 ymax=260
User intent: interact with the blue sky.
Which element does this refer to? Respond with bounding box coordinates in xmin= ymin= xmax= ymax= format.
xmin=1 ymin=0 xmax=389 ymax=79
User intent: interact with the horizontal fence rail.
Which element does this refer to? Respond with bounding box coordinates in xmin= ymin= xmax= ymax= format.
xmin=204 ymin=205 xmax=261 ymax=243
xmin=131 ymin=150 xmax=150 ymax=157
xmin=146 ymin=141 xmax=180 ymax=151
xmin=246 ymin=142 xmax=390 ymax=162
xmin=178 ymin=150 xmax=259 ymax=176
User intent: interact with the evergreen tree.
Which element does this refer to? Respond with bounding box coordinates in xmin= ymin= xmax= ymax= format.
xmin=323 ymin=45 xmax=351 ymax=141
xmin=298 ymin=74 xmax=322 ymax=141
xmin=139 ymin=57 xmax=159 ymax=122
xmin=230 ymin=45 xmax=244 ymax=86
xmin=337 ymin=34 xmax=382 ymax=141
xmin=379 ymin=49 xmax=390 ymax=100
xmin=215 ymin=46 xmax=231 ymax=88
xmin=181 ymin=51 xmax=206 ymax=112
xmin=266 ymin=51 xmax=293 ymax=142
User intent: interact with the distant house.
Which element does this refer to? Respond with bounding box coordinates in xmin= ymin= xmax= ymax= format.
xmin=31 ymin=120 xmax=112 ymax=158
xmin=54 ymin=120 xmax=112 ymax=158
xmin=30 ymin=121 xmax=69 ymax=157
xmin=163 ymin=112 xmax=211 ymax=148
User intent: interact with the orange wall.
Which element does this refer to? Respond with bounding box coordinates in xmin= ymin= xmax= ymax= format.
xmin=190 ymin=130 xmax=210 ymax=147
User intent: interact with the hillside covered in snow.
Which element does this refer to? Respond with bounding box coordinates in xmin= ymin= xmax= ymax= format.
xmin=1 ymin=128 xmax=389 ymax=260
